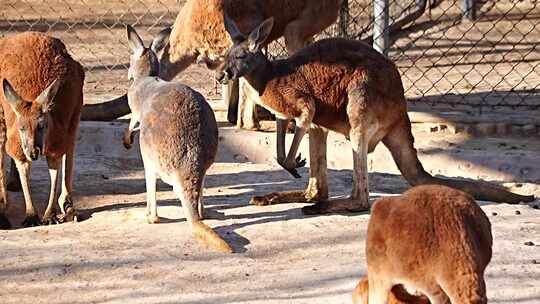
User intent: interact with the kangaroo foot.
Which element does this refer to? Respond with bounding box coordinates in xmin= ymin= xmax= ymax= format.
xmin=240 ymin=118 xmax=260 ymax=131
xmin=250 ymin=190 xmax=316 ymax=206
xmin=302 ymin=198 xmax=369 ymax=215
xmin=42 ymin=210 xmax=61 ymax=225
xmin=22 ymin=214 xmax=41 ymax=227
xmin=57 ymin=198 xmax=77 ymax=223
xmin=0 ymin=213 xmax=12 ymax=229
xmin=250 ymin=193 xmax=281 ymax=206
xmin=146 ymin=215 xmax=160 ymax=224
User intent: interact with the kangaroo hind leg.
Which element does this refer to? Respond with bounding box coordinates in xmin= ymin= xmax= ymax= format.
xmin=303 ymin=83 xmax=374 ymax=214
xmin=42 ymin=157 xmax=61 ymax=225
xmin=251 ymin=126 xmax=328 ymax=206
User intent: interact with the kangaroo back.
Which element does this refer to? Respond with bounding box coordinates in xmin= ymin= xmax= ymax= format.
xmin=365 ymin=185 xmax=492 ymax=303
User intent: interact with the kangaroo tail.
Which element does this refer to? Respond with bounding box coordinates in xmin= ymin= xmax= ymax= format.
xmin=425 ymin=177 xmax=534 ymax=204
xmin=192 ymin=221 xmax=233 ymax=253
xmin=383 ymin=114 xmax=535 ymax=204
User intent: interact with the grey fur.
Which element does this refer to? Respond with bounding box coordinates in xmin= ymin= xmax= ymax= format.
xmin=125 ymin=26 xmax=218 ymax=227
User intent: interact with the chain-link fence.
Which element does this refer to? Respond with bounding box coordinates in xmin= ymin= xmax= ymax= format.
xmin=1 ymin=0 xmax=540 ymax=112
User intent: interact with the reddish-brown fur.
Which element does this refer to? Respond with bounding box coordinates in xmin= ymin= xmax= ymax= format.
xmin=0 ymin=32 xmax=84 ymax=227
xmin=220 ymin=21 xmax=534 ymax=212
xmin=0 ymin=33 xmax=82 ymax=161
xmin=83 ymin=0 xmax=342 ymax=122
xmin=161 ymin=0 xmax=342 ymax=79
xmin=352 ymin=276 xmax=430 ymax=304
xmin=160 ymin=0 xmax=342 ymax=129
xmin=365 ymin=185 xmax=492 ymax=304
xmin=247 ymin=38 xmax=404 ymax=140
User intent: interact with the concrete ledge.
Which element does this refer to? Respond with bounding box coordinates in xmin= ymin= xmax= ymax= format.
xmin=77 ymin=121 xmax=540 ymax=183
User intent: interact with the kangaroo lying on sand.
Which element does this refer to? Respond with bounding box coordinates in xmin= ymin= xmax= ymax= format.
xmin=352 ymin=276 xmax=429 ymax=304
xmin=0 ymin=32 xmax=84 ymax=228
xmin=217 ymin=17 xmax=534 ymax=215
xmin=363 ymin=185 xmax=493 ymax=304
xmin=123 ymin=25 xmax=232 ymax=253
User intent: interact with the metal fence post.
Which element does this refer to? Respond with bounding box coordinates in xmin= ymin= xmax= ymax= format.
xmin=373 ymin=0 xmax=390 ymax=55
xmin=463 ymin=0 xmax=476 ymax=20
xmin=339 ymin=0 xmax=349 ymax=38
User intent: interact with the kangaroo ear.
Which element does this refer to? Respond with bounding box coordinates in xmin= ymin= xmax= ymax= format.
xmin=2 ymin=79 xmax=23 ymax=116
xmin=151 ymin=27 xmax=172 ymax=54
xmin=247 ymin=17 xmax=274 ymax=53
xmin=126 ymin=24 xmax=145 ymax=56
xmin=36 ymin=78 xmax=62 ymax=113
xmin=224 ymin=14 xmax=244 ymax=44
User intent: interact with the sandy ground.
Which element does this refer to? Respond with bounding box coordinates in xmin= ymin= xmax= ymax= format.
xmin=0 ymin=116 xmax=539 ymax=304
xmin=0 ymin=1 xmax=539 ymax=302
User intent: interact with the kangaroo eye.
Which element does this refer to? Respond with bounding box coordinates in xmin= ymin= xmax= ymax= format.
xmin=19 ymin=127 xmax=26 ymax=132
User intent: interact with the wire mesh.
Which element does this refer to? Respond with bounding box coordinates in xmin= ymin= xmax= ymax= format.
xmin=1 ymin=0 xmax=539 ymax=110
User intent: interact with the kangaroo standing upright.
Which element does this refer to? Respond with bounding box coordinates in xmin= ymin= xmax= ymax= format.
xmin=0 ymin=32 xmax=84 ymax=228
xmin=123 ymin=25 xmax=232 ymax=253
xmin=217 ymin=17 xmax=534 ymax=215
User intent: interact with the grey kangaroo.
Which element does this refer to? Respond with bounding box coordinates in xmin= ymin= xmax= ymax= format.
xmin=123 ymin=25 xmax=232 ymax=253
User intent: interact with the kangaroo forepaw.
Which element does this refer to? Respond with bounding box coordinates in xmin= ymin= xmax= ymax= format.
xmin=277 ymin=154 xmax=306 ymax=179
xmin=295 ymin=154 xmax=307 ymax=167
xmin=123 ymin=129 xmax=134 ymax=149
xmin=22 ymin=214 xmax=41 ymax=227
xmin=0 ymin=214 xmax=12 ymax=229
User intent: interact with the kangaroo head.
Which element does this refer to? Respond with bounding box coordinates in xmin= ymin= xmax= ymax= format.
xmin=126 ymin=25 xmax=171 ymax=81
xmin=124 ymin=25 xmax=171 ymax=149
xmin=2 ymin=78 xmax=61 ymax=161
xmin=217 ymin=16 xmax=274 ymax=84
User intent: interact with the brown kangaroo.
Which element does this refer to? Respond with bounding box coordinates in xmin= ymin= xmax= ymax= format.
xmin=217 ymin=17 xmax=534 ymax=215
xmin=364 ymin=185 xmax=492 ymax=304
xmin=352 ymin=276 xmax=430 ymax=304
xmin=160 ymin=0 xmax=343 ymax=128
xmin=83 ymin=1 xmax=343 ymax=124
xmin=0 ymin=32 xmax=84 ymax=228
xmin=123 ymin=25 xmax=232 ymax=253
